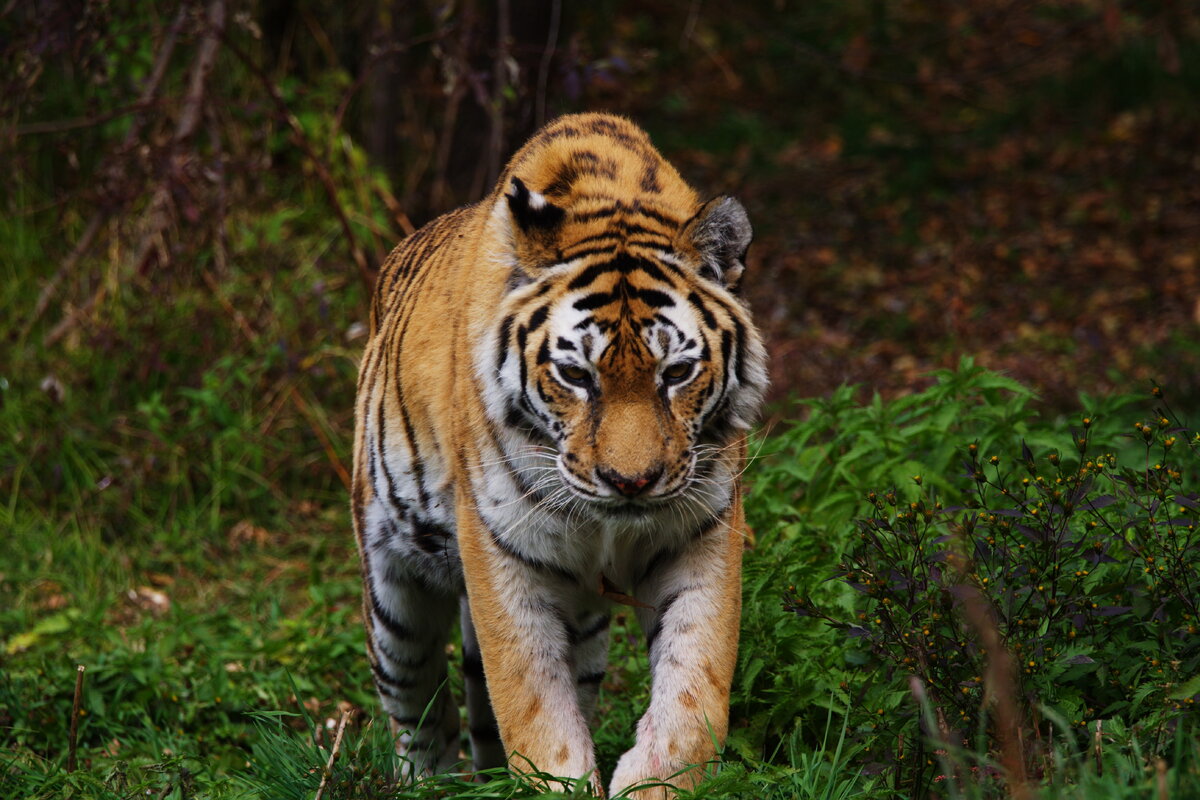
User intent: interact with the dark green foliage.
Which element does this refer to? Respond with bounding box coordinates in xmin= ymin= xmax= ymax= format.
xmin=787 ymin=385 xmax=1200 ymax=794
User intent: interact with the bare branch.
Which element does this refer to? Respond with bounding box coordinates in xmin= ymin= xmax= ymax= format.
xmin=223 ymin=36 xmax=377 ymax=292
xmin=67 ymin=665 xmax=85 ymax=772
xmin=22 ymin=3 xmax=188 ymax=343
xmin=314 ymin=708 xmax=354 ymax=800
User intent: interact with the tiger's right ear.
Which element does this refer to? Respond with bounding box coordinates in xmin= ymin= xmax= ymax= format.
xmin=503 ymin=177 xmax=566 ymax=283
xmin=506 ymin=177 xmax=565 ymax=232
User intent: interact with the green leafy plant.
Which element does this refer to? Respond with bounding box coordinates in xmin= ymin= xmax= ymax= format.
xmin=789 ymin=387 xmax=1200 ymax=794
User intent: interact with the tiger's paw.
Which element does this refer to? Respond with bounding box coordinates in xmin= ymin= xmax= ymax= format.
xmin=609 ymin=745 xmax=681 ymax=800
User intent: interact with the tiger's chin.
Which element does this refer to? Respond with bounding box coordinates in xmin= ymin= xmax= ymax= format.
xmin=596 ymin=499 xmax=662 ymax=521
xmin=573 ymin=491 xmax=698 ymax=533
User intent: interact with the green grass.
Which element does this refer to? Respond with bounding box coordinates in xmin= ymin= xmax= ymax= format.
xmin=4 ymin=347 xmax=1199 ymax=797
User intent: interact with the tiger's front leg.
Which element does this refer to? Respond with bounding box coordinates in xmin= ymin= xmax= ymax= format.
xmin=455 ymin=501 xmax=603 ymax=792
xmin=610 ymin=507 xmax=745 ymax=799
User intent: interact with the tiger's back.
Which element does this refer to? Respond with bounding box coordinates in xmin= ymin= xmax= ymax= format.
xmin=352 ymin=113 xmax=767 ymax=797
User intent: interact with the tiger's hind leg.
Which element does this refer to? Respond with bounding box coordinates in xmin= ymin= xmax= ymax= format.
xmin=363 ymin=551 xmax=461 ymax=778
xmin=460 ymin=595 xmax=506 ymax=773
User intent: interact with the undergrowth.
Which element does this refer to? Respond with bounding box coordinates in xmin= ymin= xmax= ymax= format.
xmin=6 ymin=361 xmax=1199 ymax=798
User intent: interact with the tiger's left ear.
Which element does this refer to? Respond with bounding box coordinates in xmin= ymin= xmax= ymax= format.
xmin=679 ymin=196 xmax=752 ymax=290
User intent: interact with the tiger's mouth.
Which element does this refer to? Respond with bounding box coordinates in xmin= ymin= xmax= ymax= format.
xmin=600 ymin=498 xmax=660 ymax=515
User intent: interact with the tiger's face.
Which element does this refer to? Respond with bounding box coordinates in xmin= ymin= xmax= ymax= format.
xmin=483 ymin=180 xmax=767 ymax=524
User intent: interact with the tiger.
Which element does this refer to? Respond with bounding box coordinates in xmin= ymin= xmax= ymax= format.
xmin=351 ymin=112 xmax=767 ymax=798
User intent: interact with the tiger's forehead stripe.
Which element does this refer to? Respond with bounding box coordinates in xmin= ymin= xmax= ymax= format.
xmin=566 ymin=253 xmax=677 ymax=292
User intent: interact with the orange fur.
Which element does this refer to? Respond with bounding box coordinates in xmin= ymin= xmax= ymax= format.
xmin=352 ymin=113 xmax=766 ymax=796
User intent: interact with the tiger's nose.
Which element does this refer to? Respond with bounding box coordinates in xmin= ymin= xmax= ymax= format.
xmin=597 ymin=466 xmax=663 ymax=498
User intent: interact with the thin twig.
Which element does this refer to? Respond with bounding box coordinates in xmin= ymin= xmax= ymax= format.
xmin=314 ymin=708 xmax=353 ymax=800
xmin=430 ymin=77 xmax=465 ymax=211
xmin=201 ymin=269 xmax=257 ymax=342
xmin=1093 ymin=719 xmax=1103 ymax=777
xmin=174 ymin=0 xmax=227 ymax=146
xmin=332 ymin=31 xmax=445 ymax=136
xmin=45 ymin=0 xmax=226 ymax=348
xmin=15 ymin=100 xmax=160 ymax=136
xmin=958 ymin=584 xmax=1032 ymax=800
xmin=374 ymin=183 xmax=416 ymax=237
xmin=22 ymin=3 xmax=188 ymax=343
xmin=20 ymin=214 xmax=104 ymax=344
xmin=534 ymin=0 xmax=561 ymax=127
xmin=67 ymin=665 xmax=85 ymax=772
xmin=223 ymin=36 xmax=376 ymax=292
xmin=290 ymin=387 xmax=352 ymax=492
xmin=485 ymin=0 xmax=511 ymax=188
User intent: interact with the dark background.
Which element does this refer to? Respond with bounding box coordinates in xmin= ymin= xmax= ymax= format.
xmin=4 ymin=0 xmax=1200 ymax=512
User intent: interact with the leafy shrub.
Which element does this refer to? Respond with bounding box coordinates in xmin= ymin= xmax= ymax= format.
xmin=736 ymin=359 xmax=1103 ymax=746
xmin=789 ymin=387 xmax=1200 ymax=793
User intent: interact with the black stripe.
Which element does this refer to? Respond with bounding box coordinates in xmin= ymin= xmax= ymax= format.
xmin=568 ymin=260 xmax=618 ymax=291
xmin=646 ymin=590 xmax=681 ymax=652
xmin=564 ymin=230 xmax=621 ymax=251
xmin=368 ymin=580 xmax=419 ymax=642
xmin=412 ymin=515 xmax=452 ymax=556
xmin=630 ymin=203 xmax=679 ymax=228
xmin=555 ymin=605 xmax=581 ymax=647
xmin=389 ymin=713 xmax=425 ymax=728
xmin=567 ymin=253 xmax=675 ymax=292
xmin=496 ymin=315 xmax=514 ymax=371
xmin=617 ymin=221 xmax=669 ymax=240
xmin=377 ymin=683 xmax=408 ymax=703
xmin=573 ymin=291 xmax=614 ymax=311
xmin=371 ymin=659 xmax=418 ymax=691
xmin=396 ymin=400 xmax=431 ymax=510
xmin=563 ymin=243 xmax=618 ymax=262
xmin=720 ymin=330 xmax=733 ymax=388
xmin=635 ymin=287 xmax=674 ymax=308
xmin=535 ymin=376 xmax=557 ymax=406
xmin=688 ymin=291 xmax=718 ymax=329
xmin=527 ymin=304 xmax=550 ymax=333
xmin=516 ymin=324 xmax=530 ymax=401
xmin=572 ymin=204 xmax=622 ymax=224
xmin=632 ymin=258 xmax=672 ymax=284
xmin=733 ymin=322 xmax=748 ymax=384
xmin=375 ymin=635 xmax=434 ymax=671
xmin=577 ymin=670 xmax=606 ymax=685
xmin=627 ymin=239 xmax=674 ymax=252
xmin=383 ymin=256 xmax=446 ymax=513
xmin=634 ymin=547 xmax=677 ymax=589
xmin=485 ymin=523 xmax=577 ymax=583
xmin=692 ymin=512 xmax=725 ymax=540
xmin=578 ymin=615 xmax=611 ymax=641
xmin=374 ymin=345 xmax=410 ymax=518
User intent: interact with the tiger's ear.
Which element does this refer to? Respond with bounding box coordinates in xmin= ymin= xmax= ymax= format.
xmin=503 ymin=177 xmax=565 ymax=286
xmin=679 ymin=196 xmax=752 ymax=290
xmin=506 ymin=176 xmax=565 ymax=232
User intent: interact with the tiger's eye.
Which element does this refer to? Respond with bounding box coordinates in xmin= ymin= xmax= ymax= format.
xmin=662 ymin=362 xmax=694 ymax=385
xmin=559 ymin=364 xmax=591 ymax=387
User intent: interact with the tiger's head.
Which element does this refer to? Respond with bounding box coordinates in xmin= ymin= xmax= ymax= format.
xmin=477 ymin=118 xmax=767 ymax=523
